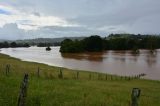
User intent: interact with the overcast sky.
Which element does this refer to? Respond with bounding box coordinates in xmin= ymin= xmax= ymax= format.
xmin=0 ymin=0 xmax=160 ymax=40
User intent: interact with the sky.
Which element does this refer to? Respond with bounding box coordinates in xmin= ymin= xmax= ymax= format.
xmin=0 ymin=0 xmax=160 ymax=40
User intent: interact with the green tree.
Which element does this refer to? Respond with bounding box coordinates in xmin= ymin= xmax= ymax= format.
xmin=10 ymin=42 xmax=17 ymax=48
xmin=83 ymin=35 xmax=103 ymax=52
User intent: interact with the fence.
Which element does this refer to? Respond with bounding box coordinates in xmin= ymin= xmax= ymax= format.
xmin=0 ymin=64 xmax=144 ymax=106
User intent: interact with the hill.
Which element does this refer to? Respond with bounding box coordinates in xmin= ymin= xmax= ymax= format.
xmin=15 ymin=37 xmax=86 ymax=45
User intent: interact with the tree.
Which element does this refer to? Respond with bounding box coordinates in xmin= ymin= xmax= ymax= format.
xmin=59 ymin=34 xmax=160 ymax=53
xmin=10 ymin=42 xmax=17 ymax=48
xmin=83 ymin=35 xmax=103 ymax=52
xmin=2 ymin=42 xmax=9 ymax=48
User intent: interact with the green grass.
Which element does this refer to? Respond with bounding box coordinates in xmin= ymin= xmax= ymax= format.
xmin=0 ymin=53 xmax=160 ymax=106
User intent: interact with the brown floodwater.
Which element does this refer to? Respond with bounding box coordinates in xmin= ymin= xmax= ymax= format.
xmin=1 ymin=47 xmax=160 ymax=80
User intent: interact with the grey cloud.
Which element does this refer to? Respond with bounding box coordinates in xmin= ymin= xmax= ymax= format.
xmin=0 ymin=24 xmax=108 ymax=40
xmin=33 ymin=12 xmax=40 ymax=17
xmin=0 ymin=0 xmax=160 ymax=40
xmin=29 ymin=26 xmax=108 ymax=38
xmin=0 ymin=23 xmax=26 ymax=40
xmin=1 ymin=0 xmax=116 ymax=18
xmin=69 ymin=0 xmax=160 ymax=27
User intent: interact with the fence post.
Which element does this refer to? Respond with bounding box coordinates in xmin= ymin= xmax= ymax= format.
xmin=98 ymin=74 xmax=100 ymax=80
xmin=18 ymin=74 xmax=29 ymax=106
xmin=58 ymin=68 xmax=63 ymax=79
xmin=5 ymin=64 xmax=10 ymax=76
xmin=105 ymin=75 xmax=107 ymax=80
xmin=125 ymin=76 xmax=127 ymax=80
xmin=111 ymin=75 xmax=112 ymax=81
xmin=89 ymin=73 xmax=91 ymax=80
xmin=76 ymin=71 xmax=79 ymax=79
xmin=120 ymin=76 xmax=123 ymax=80
xmin=128 ymin=77 xmax=131 ymax=81
xmin=37 ymin=67 xmax=40 ymax=77
xmin=5 ymin=65 xmax=8 ymax=76
xmin=115 ymin=76 xmax=117 ymax=80
xmin=131 ymin=88 xmax=141 ymax=106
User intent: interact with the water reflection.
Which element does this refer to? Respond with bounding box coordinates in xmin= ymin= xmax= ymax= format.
xmin=105 ymin=50 xmax=140 ymax=63
xmin=145 ymin=50 xmax=158 ymax=67
xmin=130 ymin=53 xmax=139 ymax=62
xmin=61 ymin=50 xmax=158 ymax=67
xmin=61 ymin=52 xmax=105 ymax=62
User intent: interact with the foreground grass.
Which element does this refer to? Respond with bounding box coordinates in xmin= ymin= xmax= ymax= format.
xmin=0 ymin=53 xmax=160 ymax=106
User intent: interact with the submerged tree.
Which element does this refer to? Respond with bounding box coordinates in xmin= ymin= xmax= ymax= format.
xmin=59 ymin=34 xmax=160 ymax=53
xmin=46 ymin=46 xmax=51 ymax=51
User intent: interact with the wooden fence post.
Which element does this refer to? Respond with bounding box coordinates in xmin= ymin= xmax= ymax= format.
xmin=58 ymin=68 xmax=63 ymax=79
xmin=37 ymin=67 xmax=40 ymax=77
xmin=5 ymin=65 xmax=8 ymax=76
xmin=131 ymin=88 xmax=141 ymax=106
xmin=5 ymin=64 xmax=10 ymax=76
xmin=98 ymin=74 xmax=100 ymax=80
xmin=18 ymin=74 xmax=29 ymax=106
xmin=89 ymin=73 xmax=91 ymax=80
xmin=105 ymin=75 xmax=107 ymax=80
xmin=125 ymin=76 xmax=127 ymax=80
xmin=115 ymin=76 xmax=117 ymax=80
xmin=111 ymin=75 xmax=112 ymax=81
xmin=76 ymin=71 xmax=79 ymax=79
xmin=128 ymin=77 xmax=131 ymax=81
xmin=120 ymin=76 xmax=123 ymax=80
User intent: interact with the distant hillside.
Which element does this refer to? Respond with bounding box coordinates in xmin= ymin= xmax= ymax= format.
xmin=0 ymin=39 xmax=8 ymax=42
xmin=15 ymin=37 xmax=86 ymax=45
xmin=108 ymin=34 xmax=160 ymax=39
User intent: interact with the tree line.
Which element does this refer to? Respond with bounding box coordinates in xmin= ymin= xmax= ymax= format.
xmin=0 ymin=42 xmax=30 ymax=48
xmin=60 ymin=34 xmax=160 ymax=53
xmin=37 ymin=42 xmax=60 ymax=47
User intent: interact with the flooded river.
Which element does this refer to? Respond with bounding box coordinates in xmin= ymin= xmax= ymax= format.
xmin=1 ymin=47 xmax=160 ymax=80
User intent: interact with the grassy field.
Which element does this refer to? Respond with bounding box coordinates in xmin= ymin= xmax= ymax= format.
xmin=0 ymin=53 xmax=160 ymax=106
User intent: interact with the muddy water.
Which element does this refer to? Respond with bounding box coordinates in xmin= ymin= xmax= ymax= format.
xmin=1 ymin=47 xmax=160 ymax=80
